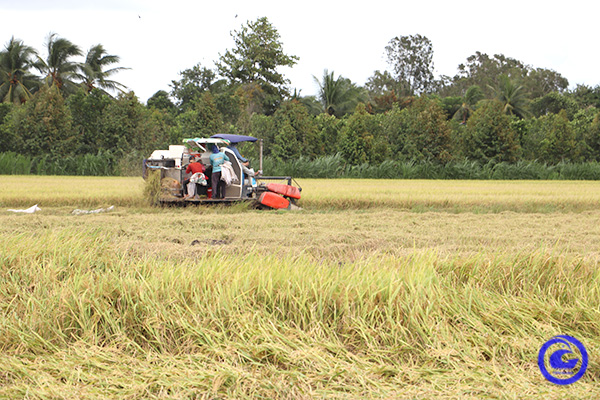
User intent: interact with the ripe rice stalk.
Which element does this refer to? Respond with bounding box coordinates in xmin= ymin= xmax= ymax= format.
xmin=1 ymin=209 xmax=600 ymax=397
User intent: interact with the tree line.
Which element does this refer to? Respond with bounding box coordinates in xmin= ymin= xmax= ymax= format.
xmin=1 ymin=18 xmax=600 ymax=177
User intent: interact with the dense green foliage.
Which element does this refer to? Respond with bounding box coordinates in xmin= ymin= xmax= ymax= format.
xmin=260 ymin=154 xmax=600 ymax=180
xmin=2 ymin=20 xmax=600 ymax=177
xmin=6 ymin=150 xmax=600 ymax=180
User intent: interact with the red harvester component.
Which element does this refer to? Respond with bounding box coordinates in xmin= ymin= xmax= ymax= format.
xmin=266 ymin=183 xmax=301 ymax=199
xmin=258 ymin=192 xmax=290 ymax=209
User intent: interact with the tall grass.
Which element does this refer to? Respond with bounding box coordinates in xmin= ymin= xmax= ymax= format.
xmin=0 ymin=152 xmax=117 ymax=176
xmin=0 ymin=227 xmax=598 ymax=398
xmin=0 ymin=152 xmax=32 ymax=175
xmin=4 ymin=150 xmax=600 ymax=180
xmin=262 ymin=154 xmax=600 ymax=180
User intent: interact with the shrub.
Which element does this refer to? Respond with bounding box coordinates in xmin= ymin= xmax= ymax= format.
xmin=462 ymin=100 xmax=520 ymax=163
xmin=0 ymin=152 xmax=31 ymax=174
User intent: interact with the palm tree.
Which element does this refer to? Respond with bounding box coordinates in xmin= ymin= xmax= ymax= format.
xmin=313 ymin=69 xmax=366 ymax=117
xmin=75 ymin=44 xmax=129 ymax=94
xmin=34 ymin=33 xmax=82 ymax=94
xmin=0 ymin=37 xmax=39 ymax=104
xmin=489 ymin=75 xmax=530 ymax=118
xmin=453 ymin=85 xmax=484 ymax=124
xmin=289 ymin=88 xmax=321 ymax=115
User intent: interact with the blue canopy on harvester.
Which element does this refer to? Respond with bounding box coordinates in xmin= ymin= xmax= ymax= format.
xmin=210 ymin=134 xmax=258 ymax=144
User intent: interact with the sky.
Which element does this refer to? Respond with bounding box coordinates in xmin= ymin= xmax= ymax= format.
xmin=1 ymin=0 xmax=598 ymax=103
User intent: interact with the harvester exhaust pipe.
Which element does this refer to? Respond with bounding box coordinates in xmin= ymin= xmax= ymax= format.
xmin=259 ymin=139 xmax=263 ymax=173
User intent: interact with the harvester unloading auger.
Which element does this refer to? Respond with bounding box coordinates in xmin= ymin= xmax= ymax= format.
xmin=143 ymin=134 xmax=302 ymax=210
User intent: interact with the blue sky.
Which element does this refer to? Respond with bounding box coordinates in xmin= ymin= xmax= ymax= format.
xmin=1 ymin=0 xmax=598 ymax=102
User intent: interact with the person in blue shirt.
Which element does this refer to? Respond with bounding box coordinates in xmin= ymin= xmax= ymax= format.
xmin=209 ymin=145 xmax=230 ymax=199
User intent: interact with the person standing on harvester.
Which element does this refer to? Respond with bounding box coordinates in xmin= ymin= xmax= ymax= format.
xmin=210 ymin=145 xmax=230 ymax=199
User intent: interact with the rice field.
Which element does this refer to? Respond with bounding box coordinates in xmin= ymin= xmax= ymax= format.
xmin=1 ymin=175 xmax=600 ymax=399
xmin=3 ymin=175 xmax=600 ymax=212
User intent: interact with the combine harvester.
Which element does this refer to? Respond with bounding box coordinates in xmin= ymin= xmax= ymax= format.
xmin=144 ymin=134 xmax=302 ymax=210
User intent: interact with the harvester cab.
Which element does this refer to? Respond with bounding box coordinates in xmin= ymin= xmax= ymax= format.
xmin=144 ymin=134 xmax=302 ymax=209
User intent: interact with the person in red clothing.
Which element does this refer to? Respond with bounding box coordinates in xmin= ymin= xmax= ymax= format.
xmin=183 ymin=157 xmax=205 ymax=199
xmin=186 ymin=156 xmax=205 ymax=175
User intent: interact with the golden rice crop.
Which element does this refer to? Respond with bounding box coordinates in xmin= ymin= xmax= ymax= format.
xmin=2 ymin=175 xmax=600 ymax=212
xmin=0 ymin=175 xmax=146 ymax=208
xmin=2 ymin=175 xmax=600 ymax=398
xmin=1 ymin=227 xmax=599 ymax=398
xmin=299 ymin=179 xmax=600 ymax=212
